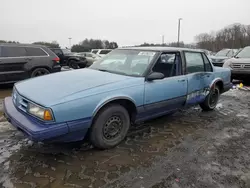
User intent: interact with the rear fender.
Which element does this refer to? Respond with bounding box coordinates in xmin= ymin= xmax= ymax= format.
xmin=209 ymin=78 xmax=223 ymax=90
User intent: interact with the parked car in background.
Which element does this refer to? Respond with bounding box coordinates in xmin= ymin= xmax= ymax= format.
xmin=210 ymin=48 xmax=239 ymax=67
xmin=91 ymin=49 xmax=112 ymax=57
xmin=76 ymin=52 xmax=101 ymax=67
xmin=50 ymin=48 xmax=87 ymax=69
xmin=0 ymin=43 xmax=61 ymax=84
xmin=198 ymin=49 xmax=213 ymax=62
xmin=223 ymin=46 xmax=250 ymax=81
xmin=4 ymin=47 xmax=231 ymax=149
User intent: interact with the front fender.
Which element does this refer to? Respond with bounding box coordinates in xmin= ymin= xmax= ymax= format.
xmin=92 ymin=95 xmax=137 ymax=118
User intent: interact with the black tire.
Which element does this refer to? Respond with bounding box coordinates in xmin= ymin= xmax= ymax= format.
xmin=200 ymin=85 xmax=220 ymax=111
xmin=31 ymin=68 xmax=50 ymax=78
xmin=90 ymin=104 xmax=130 ymax=149
xmin=69 ymin=60 xmax=80 ymax=69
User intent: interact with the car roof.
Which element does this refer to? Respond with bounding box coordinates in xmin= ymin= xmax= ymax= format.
xmin=118 ymin=46 xmax=204 ymax=53
xmin=0 ymin=43 xmax=47 ymax=48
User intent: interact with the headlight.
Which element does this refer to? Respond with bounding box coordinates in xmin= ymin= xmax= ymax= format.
xmin=28 ymin=103 xmax=53 ymax=121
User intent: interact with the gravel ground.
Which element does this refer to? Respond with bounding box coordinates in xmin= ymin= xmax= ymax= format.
xmin=0 ymin=87 xmax=249 ymax=188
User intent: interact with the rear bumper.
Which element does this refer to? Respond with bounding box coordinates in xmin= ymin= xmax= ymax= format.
xmin=51 ymin=65 xmax=61 ymax=73
xmin=3 ymin=97 xmax=91 ymax=142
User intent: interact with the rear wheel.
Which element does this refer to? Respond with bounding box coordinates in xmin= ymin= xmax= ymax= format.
xmin=200 ymin=86 xmax=220 ymax=111
xmin=31 ymin=68 xmax=50 ymax=78
xmin=90 ymin=104 xmax=130 ymax=149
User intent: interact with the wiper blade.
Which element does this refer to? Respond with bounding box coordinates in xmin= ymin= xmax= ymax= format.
xmin=97 ymin=69 xmax=109 ymax=72
xmin=96 ymin=69 xmax=129 ymax=76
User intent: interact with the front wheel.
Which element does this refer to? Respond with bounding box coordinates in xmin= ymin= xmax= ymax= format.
xmin=200 ymin=86 xmax=220 ymax=111
xmin=69 ymin=60 xmax=80 ymax=69
xmin=90 ymin=104 xmax=130 ymax=149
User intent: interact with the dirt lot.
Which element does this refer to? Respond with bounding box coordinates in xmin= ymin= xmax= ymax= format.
xmin=0 ymin=86 xmax=250 ymax=188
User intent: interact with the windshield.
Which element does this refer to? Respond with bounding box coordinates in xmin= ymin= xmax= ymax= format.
xmin=92 ymin=50 xmax=98 ymax=54
xmin=62 ymin=49 xmax=71 ymax=54
xmin=99 ymin=50 xmax=111 ymax=54
xmin=235 ymin=47 xmax=250 ymax=58
xmin=89 ymin=49 xmax=157 ymax=77
xmin=215 ymin=49 xmax=230 ymax=57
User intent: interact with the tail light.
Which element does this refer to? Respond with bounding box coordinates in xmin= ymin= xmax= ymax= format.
xmin=53 ymin=57 xmax=60 ymax=64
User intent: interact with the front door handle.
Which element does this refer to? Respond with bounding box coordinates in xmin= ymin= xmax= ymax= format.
xmin=178 ymin=79 xmax=186 ymax=82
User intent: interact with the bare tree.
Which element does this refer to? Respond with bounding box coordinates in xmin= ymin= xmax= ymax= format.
xmin=195 ymin=23 xmax=250 ymax=52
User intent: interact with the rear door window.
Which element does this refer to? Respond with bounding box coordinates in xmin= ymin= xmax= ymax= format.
xmin=25 ymin=47 xmax=47 ymax=56
xmin=185 ymin=52 xmax=205 ymax=73
xmin=92 ymin=50 xmax=98 ymax=54
xmin=1 ymin=46 xmax=27 ymax=57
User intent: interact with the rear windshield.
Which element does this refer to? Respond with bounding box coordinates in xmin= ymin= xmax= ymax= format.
xmin=99 ymin=50 xmax=111 ymax=54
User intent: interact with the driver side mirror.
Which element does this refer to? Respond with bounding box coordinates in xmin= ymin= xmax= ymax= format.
xmin=146 ymin=72 xmax=165 ymax=81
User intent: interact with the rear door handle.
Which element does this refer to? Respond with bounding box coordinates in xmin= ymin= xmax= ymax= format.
xmin=178 ymin=79 xmax=186 ymax=82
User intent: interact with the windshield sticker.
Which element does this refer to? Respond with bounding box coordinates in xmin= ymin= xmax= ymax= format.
xmin=138 ymin=51 xmax=156 ymax=56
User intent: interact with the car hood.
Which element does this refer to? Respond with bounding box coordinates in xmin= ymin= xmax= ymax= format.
xmin=227 ymin=57 xmax=250 ymax=63
xmin=15 ymin=69 xmax=134 ymax=107
xmin=211 ymin=56 xmax=228 ymax=60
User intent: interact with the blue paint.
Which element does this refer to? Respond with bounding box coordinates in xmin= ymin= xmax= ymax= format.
xmin=3 ymin=50 xmax=232 ymax=143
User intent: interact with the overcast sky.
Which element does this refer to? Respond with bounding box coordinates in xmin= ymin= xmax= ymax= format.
xmin=1 ymin=0 xmax=250 ymax=48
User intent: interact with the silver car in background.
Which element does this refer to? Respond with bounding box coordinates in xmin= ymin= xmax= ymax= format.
xmin=211 ymin=48 xmax=239 ymax=67
xmin=223 ymin=46 xmax=250 ymax=81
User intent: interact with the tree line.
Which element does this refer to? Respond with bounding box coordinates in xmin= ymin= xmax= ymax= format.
xmin=71 ymin=39 xmax=118 ymax=52
xmin=135 ymin=41 xmax=196 ymax=48
xmin=0 ymin=40 xmax=60 ymax=48
xmin=0 ymin=40 xmax=19 ymax=44
xmin=0 ymin=39 xmax=118 ymax=51
xmin=195 ymin=23 xmax=250 ymax=52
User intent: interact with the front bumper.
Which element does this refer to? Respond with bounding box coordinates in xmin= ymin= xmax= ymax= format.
xmin=212 ymin=62 xmax=224 ymax=67
xmin=3 ymin=97 xmax=90 ymax=142
xmin=231 ymin=70 xmax=250 ymax=79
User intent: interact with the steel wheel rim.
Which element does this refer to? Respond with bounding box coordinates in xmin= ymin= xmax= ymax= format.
xmin=209 ymin=88 xmax=219 ymax=108
xmin=103 ymin=115 xmax=123 ymax=140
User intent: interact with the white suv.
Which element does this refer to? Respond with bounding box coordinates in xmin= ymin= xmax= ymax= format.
xmin=91 ymin=49 xmax=112 ymax=57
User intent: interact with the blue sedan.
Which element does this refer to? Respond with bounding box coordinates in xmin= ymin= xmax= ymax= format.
xmin=3 ymin=47 xmax=232 ymax=149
